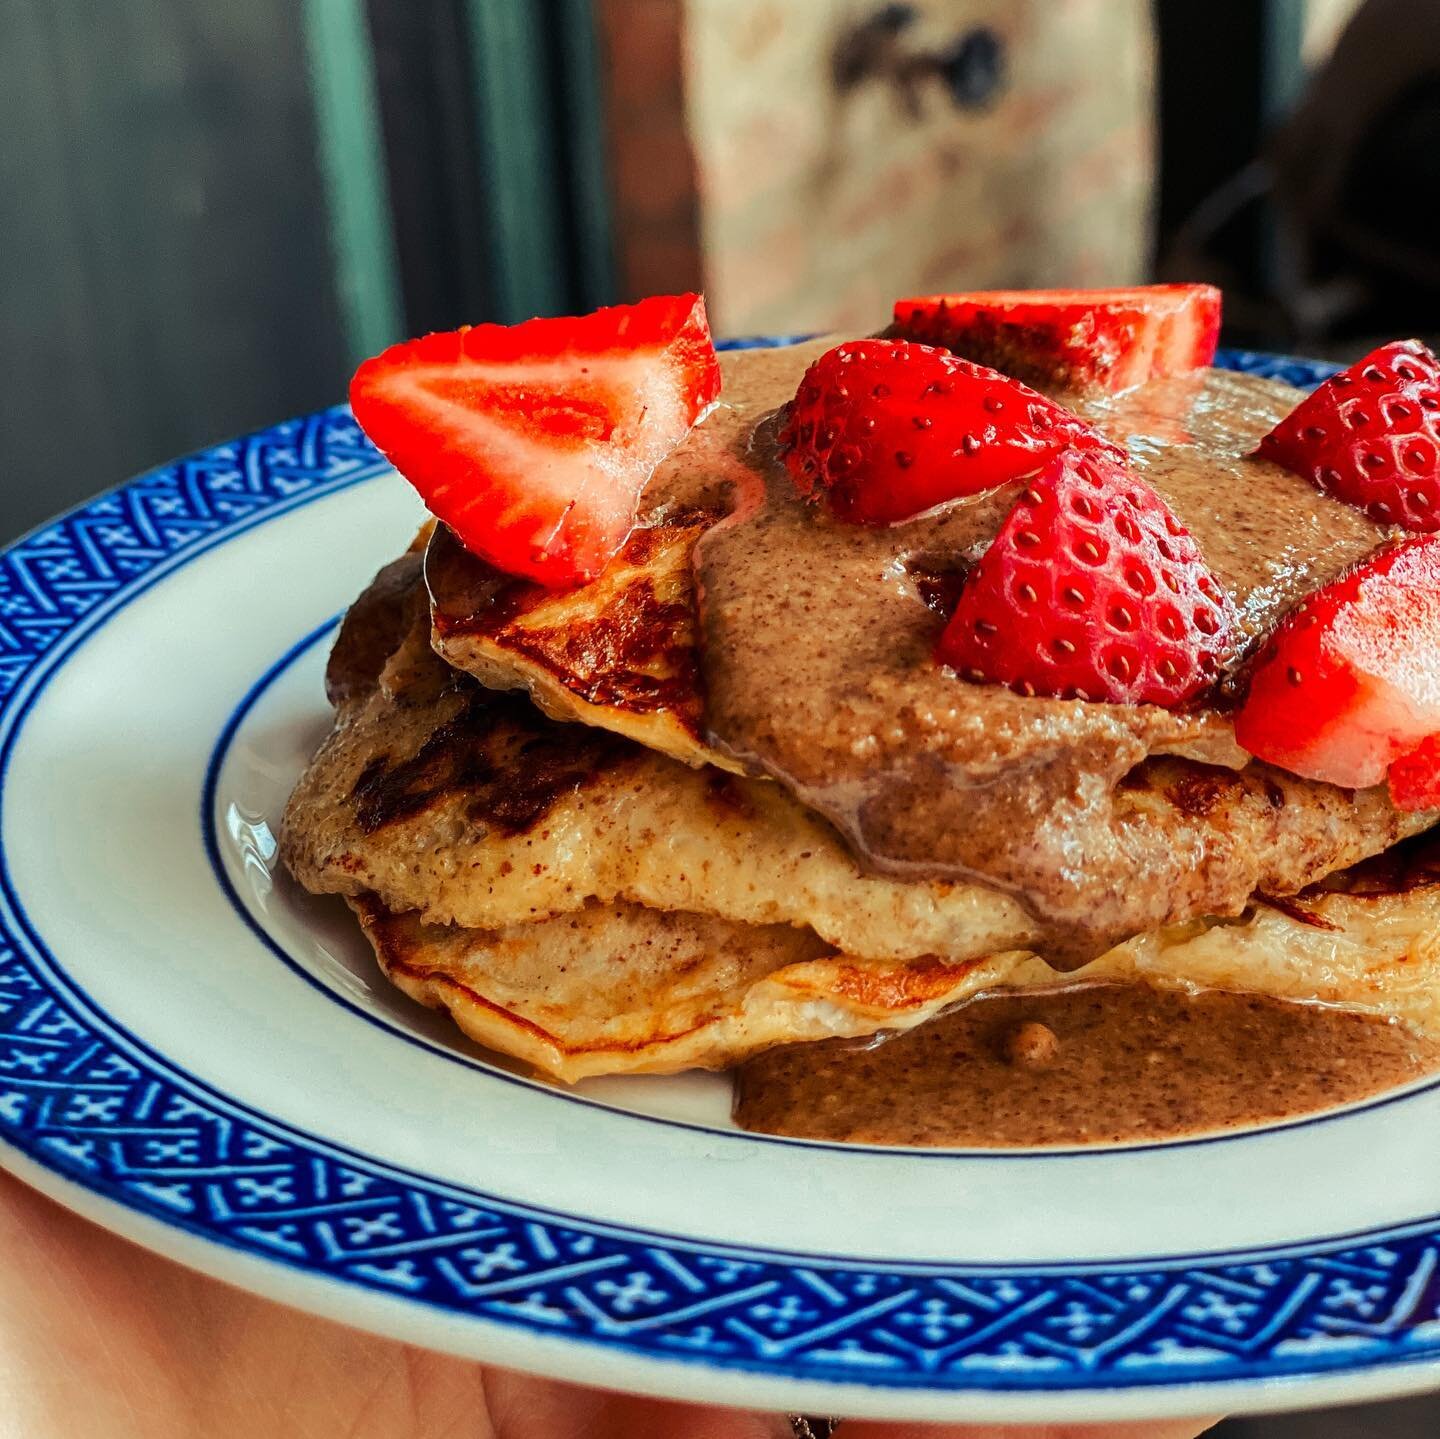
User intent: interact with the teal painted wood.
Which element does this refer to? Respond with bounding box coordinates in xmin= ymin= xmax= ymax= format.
xmin=301 ymin=0 xmax=405 ymax=362
xmin=1262 ymin=0 xmax=1308 ymax=122
xmin=1258 ymin=0 xmax=1307 ymax=298
xmin=553 ymin=0 xmax=617 ymax=310
xmin=462 ymin=0 xmax=569 ymax=321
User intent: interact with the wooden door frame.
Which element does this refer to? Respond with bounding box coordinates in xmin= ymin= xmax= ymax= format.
xmin=311 ymin=0 xmax=617 ymax=351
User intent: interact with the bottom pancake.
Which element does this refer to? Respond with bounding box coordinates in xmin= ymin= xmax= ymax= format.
xmin=348 ymin=832 xmax=1440 ymax=1083
xmin=349 ymin=896 xmax=1028 ymax=1082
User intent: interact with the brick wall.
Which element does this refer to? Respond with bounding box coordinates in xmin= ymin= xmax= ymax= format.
xmin=594 ymin=0 xmax=703 ymax=302
xmin=598 ymin=0 xmax=1156 ymax=336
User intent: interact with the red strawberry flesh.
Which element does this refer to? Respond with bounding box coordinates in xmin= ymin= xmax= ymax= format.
xmin=1254 ymin=339 xmax=1440 ymax=531
xmin=1234 ymin=538 xmax=1440 ymax=800
xmin=937 ymin=448 xmax=1236 ymax=706
xmin=776 ymin=339 xmax=1124 ymax=525
xmin=892 ymin=284 xmax=1221 ymax=394
xmin=349 ymin=293 xmax=721 ymax=588
xmin=1389 ymin=737 xmax=1440 ymax=810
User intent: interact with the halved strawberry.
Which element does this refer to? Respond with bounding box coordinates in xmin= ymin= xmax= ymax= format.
xmin=1254 ymin=339 xmax=1440 ymax=531
xmin=776 ymin=339 xmax=1124 ymax=525
xmin=349 ymin=294 xmax=721 ymax=588
xmin=937 ymin=448 xmax=1235 ymax=706
xmin=892 ymin=284 xmax=1222 ymax=394
xmin=1234 ymin=538 xmax=1440 ymax=805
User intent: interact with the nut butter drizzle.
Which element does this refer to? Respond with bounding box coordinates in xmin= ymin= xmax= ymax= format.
xmin=423 ymin=341 xmax=1410 ymax=961
xmin=691 ymin=344 xmax=1402 ymax=959
xmin=734 ymin=983 xmax=1440 ymax=1148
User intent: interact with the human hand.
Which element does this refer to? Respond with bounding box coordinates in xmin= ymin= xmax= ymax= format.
xmin=0 ymin=1167 xmax=1218 ymax=1438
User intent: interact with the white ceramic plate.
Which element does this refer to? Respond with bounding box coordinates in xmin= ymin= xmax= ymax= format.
xmin=5 ymin=345 xmax=1440 ymax=1426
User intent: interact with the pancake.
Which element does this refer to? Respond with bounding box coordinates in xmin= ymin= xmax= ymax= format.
xmin=286 ymin=558 xmax=1440 ymax=1084
xmin=349 ymin=896 xmax=1025 ymax=1082
xmin=324 ymin=528 xmax=433 ymax=707
xmin=425 ymin=341 xmax=1434 ymax=957
xmin=287 ymin=559 xmax=1436 ymax=969
xmin=1077 ymin=837 xmax=1440 ymax=1035
xmin=346 ymin=834 xmax=1440 ymax=1082
xmin=426 ymin=510 xmax=741 ymax=773
xmin=281 ymin=571 xmax=1040 ymax=964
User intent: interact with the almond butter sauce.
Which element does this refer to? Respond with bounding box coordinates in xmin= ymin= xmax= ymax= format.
xmin=403 ymin=342 xmax=1440 ymax=1142
xmin=733 ymin=985 xmax=1439 ymax=1147
xmin=690 ymin=346 xmax=1408 ymax=959
xmin=428 ymin=342 xmax=1427 ymax=963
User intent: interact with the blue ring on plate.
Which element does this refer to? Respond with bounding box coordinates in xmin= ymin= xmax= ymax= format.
xmin=15 ymin=344 xmax=1440 ymax=1402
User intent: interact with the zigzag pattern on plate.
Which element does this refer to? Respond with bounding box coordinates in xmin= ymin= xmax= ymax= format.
xmin=10 ymin=355 xmax=1439 ymax=1399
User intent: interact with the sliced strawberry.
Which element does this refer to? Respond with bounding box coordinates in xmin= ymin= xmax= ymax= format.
xmin=349 ymin=294 xmax=721 ymax=588
xmin=892 ymin=285 xmax=1222 ymax=395
xmin=776 ymin=339 xmax=1124 ymax=525
xmin=937 ymin=448 xmax=1236 ymax=706
xmin=1234 ymin=538 xmax=1440 ymax=802
xmin=1254 ymin=339 xmax=1440 ymax=531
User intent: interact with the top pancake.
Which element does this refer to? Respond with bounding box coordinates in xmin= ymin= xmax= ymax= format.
xmin=426 ymin=506 xmax=738 ymax=771
xmin=426 ymin=341 xmax=1435 ymax=955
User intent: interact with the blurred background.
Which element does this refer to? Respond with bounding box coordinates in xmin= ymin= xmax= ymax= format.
xmin=3 ymin=3 xmax=1440 ymax=1423
xmin=6 ymin=0 xmax=1440 ymax=546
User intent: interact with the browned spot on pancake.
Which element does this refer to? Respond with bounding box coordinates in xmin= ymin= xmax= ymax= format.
xmin=1165 ymin=764 xmax=1246 ymax=818
xmin=619 ymin=509 xmax=719 ymax=562
xmin=427 ymin=512 xmax=721 ymax=736
xmin=498 ymin=579 xmax=700 ymax=723
xmin=1255 ymin=892 xmax=1341 ymax=931
xmin=1305 ymin=829 xmax=1440 ymax=899
xmin=351 ymin=688 xmax=631 ymax=835
xmin=801 ymin=957 xmax=983 ymax=1010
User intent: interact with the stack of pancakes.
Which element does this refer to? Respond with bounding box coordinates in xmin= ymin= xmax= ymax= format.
xmin=281 ymin=341 xmax=1440 ymax=1083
